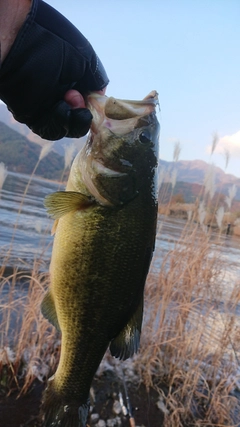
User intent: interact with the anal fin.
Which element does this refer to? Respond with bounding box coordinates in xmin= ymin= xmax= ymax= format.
xmin=110 ymin=296 xmax=143 ymax=360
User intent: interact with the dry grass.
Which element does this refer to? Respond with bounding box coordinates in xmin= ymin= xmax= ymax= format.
xmin=0 ymin=263 xmax=59 ymax=396
xmin=134 ymin=224 xmax=240 ymax=426
xmin=0 ymin=154 xmax=240 ymax=426
xmin=233 ymin=226 xmax=240 ymax=237
xmin=161 ymin=202 xmax=240 ymax=235
xmin=1 ymin=220 xmax=238 ymax=425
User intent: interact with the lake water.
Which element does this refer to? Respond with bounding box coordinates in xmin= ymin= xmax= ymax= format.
xmin=0 ymin=172 xmax=64 ymax=272
xmin=1 ymin=171 xmax=240 ymax=279
xmin=1 ymin=171 xmax=240 ymax=326
xmin=0 ymin=171 xmax=240 ymax=422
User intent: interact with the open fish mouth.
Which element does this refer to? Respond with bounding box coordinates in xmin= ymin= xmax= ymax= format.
xmin=87 ymin=90 xmax=159 ymax=135
xmin=79 ymin=91 xmax=160 ymax=206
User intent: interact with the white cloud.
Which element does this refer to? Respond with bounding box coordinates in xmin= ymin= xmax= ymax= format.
xmin=213 ymin=131 xmax=240 ymax=157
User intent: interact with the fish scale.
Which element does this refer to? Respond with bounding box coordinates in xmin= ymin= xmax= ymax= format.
xmin=41 ymin=91 xmax=159 ymax=426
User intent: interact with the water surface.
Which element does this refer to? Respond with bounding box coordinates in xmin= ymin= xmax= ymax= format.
xmin=1 ymin=172 xmax=239 ymax=280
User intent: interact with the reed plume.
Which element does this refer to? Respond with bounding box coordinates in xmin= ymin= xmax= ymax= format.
xmin=211 ymin=131 xmax=219 ymax=155
xmin=198 ymin=200 xmax=206 ymax=226
xmin=173 ymin=140 xmax=181 ymax=162
xmin=170 ymin=168 xmax=177 ymax=190
xmin=64 ymin=142 xmax=76 ymax=170
xmin=0 ymin=162 xmax=7 ymax=190
xmin=216 ymin=205 xmax=225 ymax=229
xmin=58 ymin=142 xmax=77 ymax=184
xmin=225 ymin=184 xmax=237 ymax=210
xmin=204 ymin=163 xmax=216 ymax=200
xmin=224 ymin=147 xmax=230 ymax=169
xmin=39 ymin=142 xmax=54 ymax=161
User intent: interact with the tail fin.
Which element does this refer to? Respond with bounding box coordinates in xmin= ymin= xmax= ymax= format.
xmin=41 ymin=377 xmax=90 ymax=427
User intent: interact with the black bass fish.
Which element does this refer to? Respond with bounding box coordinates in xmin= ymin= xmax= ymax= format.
xmin=41 ymin=91 xmax=160 ymax=426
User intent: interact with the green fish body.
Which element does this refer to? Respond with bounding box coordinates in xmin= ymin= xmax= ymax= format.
xmin=41 ymin=91 xmax=160 ymax=426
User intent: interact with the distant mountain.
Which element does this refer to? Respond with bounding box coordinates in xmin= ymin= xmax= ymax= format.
xmin=0 ymin=103 xmax=86 ymax=156
xmin=0 ymin=121 xmax=65 ymax=180
xmin=0 ymin=103 xmax=32 ymax=139
xmin=159 ymin=181 xmax=202 ymax=204
xmin=159 ymin=159 xmax=240 ymax=201
xmin=159 ymin=159 xmax=239 ymax=185
xmin=1 ymin=103 xmax=240 ymax=201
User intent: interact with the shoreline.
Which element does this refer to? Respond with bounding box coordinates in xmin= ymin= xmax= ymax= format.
xmin=159 ymin=203 xmax=240 ymax=237
xmin=0 ymin=353 xmax=239 ymax=427
xmin=0 ymin=361 xmax=165 ymax=427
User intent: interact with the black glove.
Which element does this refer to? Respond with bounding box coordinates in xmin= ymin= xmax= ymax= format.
xmin=0 ymin=0 xmax=109 ymax=140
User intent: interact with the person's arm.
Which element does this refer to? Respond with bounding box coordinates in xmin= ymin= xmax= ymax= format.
xmin=0 ymin=0 xmax=109 ymax=140
xmin=0 ymin=0 xmax=31 ymax=62
xmin=0 ymin=0 xmax=106 ymax=110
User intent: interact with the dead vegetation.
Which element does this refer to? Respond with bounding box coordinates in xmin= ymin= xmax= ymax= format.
xmin=0 ymin=265 xmax=59 ymax=396
xmin=134 ymin=224 xmax=240 ymax=426
xmin=0 ymin=141 xmax=240 ymax=425
xmin=0 ymin=219 xmax=239 ymax=426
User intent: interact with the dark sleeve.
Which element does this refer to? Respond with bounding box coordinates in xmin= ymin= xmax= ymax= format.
xmin=0 ymin=0 xmax=109 ymax=140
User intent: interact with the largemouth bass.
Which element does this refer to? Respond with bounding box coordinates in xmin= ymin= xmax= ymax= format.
xmin=41 ymin=91 xmax=160 ymax=427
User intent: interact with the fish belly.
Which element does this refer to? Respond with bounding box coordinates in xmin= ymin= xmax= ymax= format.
xmin=49 ymin=197 xmax=156 ymax=400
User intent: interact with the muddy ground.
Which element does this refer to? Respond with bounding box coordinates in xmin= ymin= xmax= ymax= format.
xmin=0 ymin=370 xmax=164 ymax=427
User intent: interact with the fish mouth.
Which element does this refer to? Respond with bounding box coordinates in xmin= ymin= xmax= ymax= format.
xmin=87 ymin=91 xmax=159 ymax=135
xmin=80 ymin=92 xmax=159 ymax=206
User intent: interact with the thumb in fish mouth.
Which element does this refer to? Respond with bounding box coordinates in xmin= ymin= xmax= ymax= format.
xmin=64 ymin=87 xmax=107 ymax=109
xmin=64 ymin=90 xmax=86 ymax=108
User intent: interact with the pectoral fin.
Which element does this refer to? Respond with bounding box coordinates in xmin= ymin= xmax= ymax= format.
xmin=110 ymin=297 xmax=143 ymax=360
xmin=41 ymin=290 xmax=60 ymax=331
xmin=44 ymin=191 xmax=93 ymax=219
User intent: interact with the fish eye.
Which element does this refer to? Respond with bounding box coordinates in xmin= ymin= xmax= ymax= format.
xmin=139 ymin=130 xmax=151 ymax=144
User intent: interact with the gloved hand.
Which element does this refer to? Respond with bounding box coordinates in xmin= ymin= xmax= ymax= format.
xmin=0 ymin=0 xmax=109 ymax=140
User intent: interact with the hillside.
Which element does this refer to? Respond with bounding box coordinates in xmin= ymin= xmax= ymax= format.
xmin=0 ymin=103 xmax=240 ymax=201
xmin=0 ymin=121 xmax=64 ymax=180
xmin=0 ymin=103 xmax=85 ymax=156
xmin=159 ymin=159 xmax=240 ymax=200
xmin=159 ymin=181 xmax=202 ymax=204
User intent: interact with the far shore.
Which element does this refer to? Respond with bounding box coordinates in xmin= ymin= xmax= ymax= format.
xmin=159 ymin=202 xmax=240 ymax=237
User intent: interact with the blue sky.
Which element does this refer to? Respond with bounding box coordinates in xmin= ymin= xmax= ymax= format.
xmin=47 ymin=0 xmax=240 ymax=177
xmin=3 ymin=0 xmax=240 ymax=177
